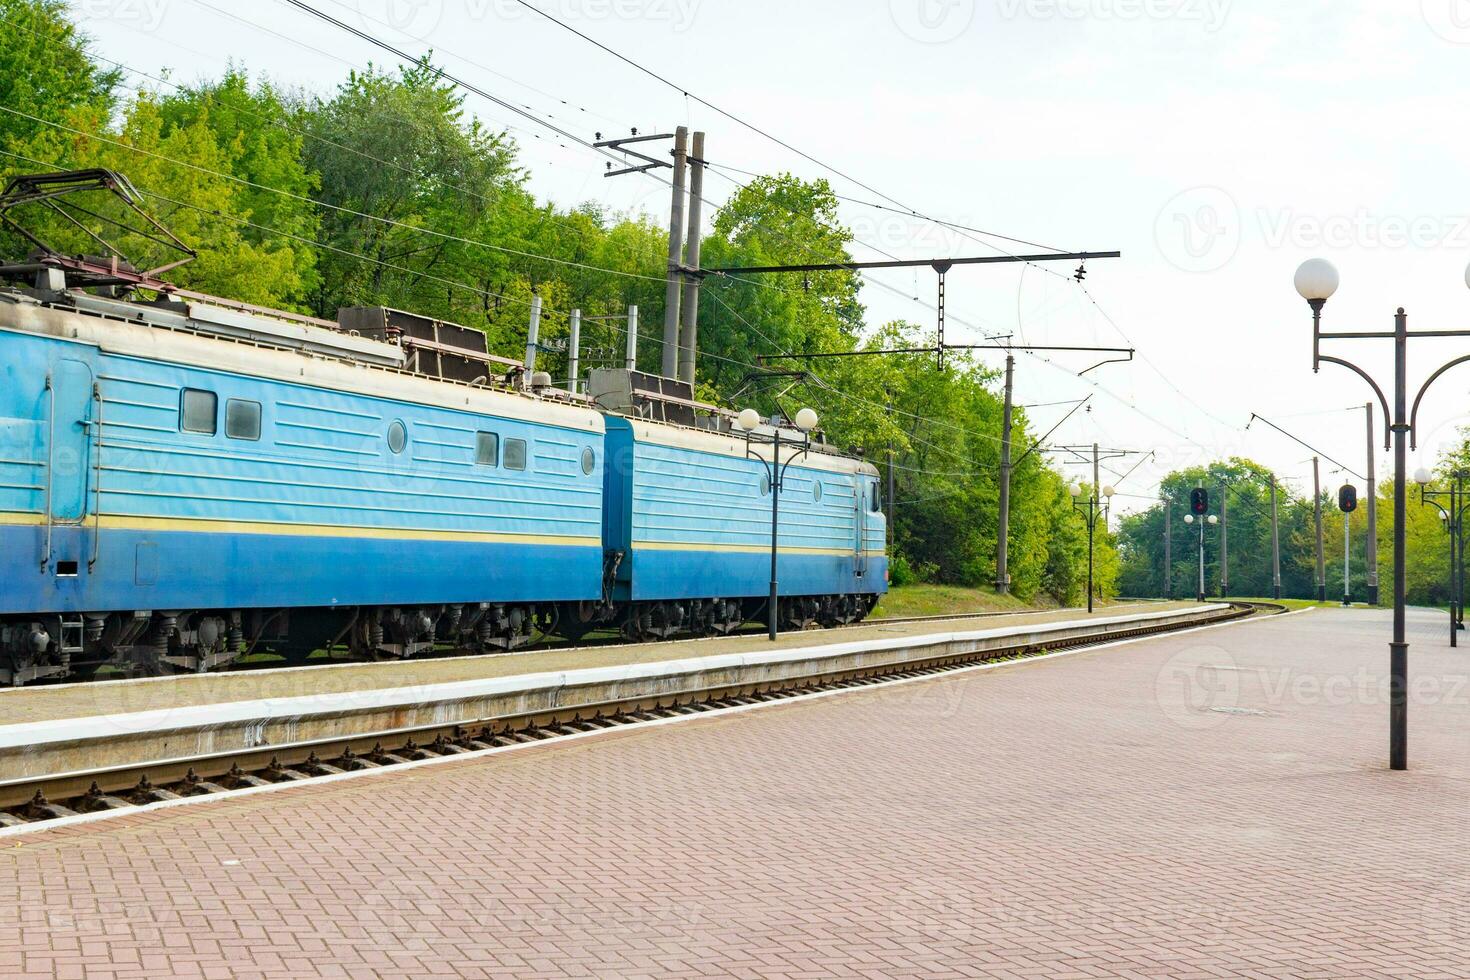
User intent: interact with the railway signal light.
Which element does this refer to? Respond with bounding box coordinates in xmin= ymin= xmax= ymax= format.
xmin=1190 ymin=487 xmax=1208 ymax=515
xmin=1339 ymin=483 xmax=1358 ymax=513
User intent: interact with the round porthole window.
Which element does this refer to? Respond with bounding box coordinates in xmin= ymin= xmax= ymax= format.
xmin=581 ymin=446 xmax=596 ymax=475
xmin=813 ymin=481 xmax=823 ymax=502
xmin=761 ymin=473 xmax=771 ymax=496
xmin=387 ymin=419 xmax=407 ymax=454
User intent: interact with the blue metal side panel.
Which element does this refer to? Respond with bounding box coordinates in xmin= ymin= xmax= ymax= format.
xmin=624 ymin=433 xmax=886 ymax=601
xmin=630 ymin=549 xmax=887 ymax=600
xmin=1 ymin=525 xmax=595 ymax=610
xmin=602 ymin=417 xmax=636 ymax=601
xmin=0 ymin=327 xmax=605 ymax=614
xmin=0 ymin=334 xmax=54 ymax=523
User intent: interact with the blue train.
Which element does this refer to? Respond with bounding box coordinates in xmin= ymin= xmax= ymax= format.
xmin=0 ymin=251 xmax=886 ymax=684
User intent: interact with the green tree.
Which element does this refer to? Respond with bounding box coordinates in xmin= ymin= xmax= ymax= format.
xmin=0 ymin=0 xmax=119 ymax=155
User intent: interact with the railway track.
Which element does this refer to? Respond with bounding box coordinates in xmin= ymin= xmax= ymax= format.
xmin=0 ymin=602 xmax=1270 ymax=831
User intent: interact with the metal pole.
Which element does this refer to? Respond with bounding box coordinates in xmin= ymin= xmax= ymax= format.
xmin=995 ymin=354 xmax=1015 ymax=593
xmin=624 ymin=304 xmax=638 ymax=371
xmin=1220 ymin=483 xmax=1229 ymax=598
xmin=1449 ymin=496 xmax=1457 ymax=648
xmin=768 ymin=432 xmax=781 ymax=642
xmin=886 ymin=392 xmax=895 ymax=549
xmin=1197 ymin=517 xmax=1205 ymax=603
xmin=660 ymin=126 xmax=688 ymax=379
xmin=1343 ymin=506 xmax=1351 ymax=607
xmin=1390 ymin=308 xmax=1408 ymax=772
xmin=1163 ymin=504 xmax=1172 ymax=599
xmin=1366 ymin=403 xmax=1380 ymax=605
xmin=523 ymin=293 xmax=543 ymax=373
xmin=1456 ymin=471 xmax=1466 ymax=632
xmin=677 ymin=131 xmax=705 ymax=386
xmin=1313 ymin=456 xmax=1326 ymax=602
xmin=566 ymin=308 xmax=581 ymax=393
xmin=1270 ymin=476 xmax=1282 ymax=600
xmin=1090 ymin=442 xmax=1099 ymax=612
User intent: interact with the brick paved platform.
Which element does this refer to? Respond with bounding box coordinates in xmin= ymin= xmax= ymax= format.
xmin=4 ymin=605 xmax=1469 ymax=978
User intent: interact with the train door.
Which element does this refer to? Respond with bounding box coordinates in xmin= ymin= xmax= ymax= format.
xmin=43 ymin=359 xmax=96 ymax=565
xmin=853 ymin=476 xmax=868 ymax=579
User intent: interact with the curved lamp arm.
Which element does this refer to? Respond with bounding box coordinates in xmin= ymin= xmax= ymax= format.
xmin=776 ymin=442 xmax=812 ymax=482
xmin=1317 ymin=354 xmax=1392 ymax=450
xmin=1421 ymin=489 xmax=1450 ymax=523
xmin=1409 ymin=354 xmax=1470 ymax=451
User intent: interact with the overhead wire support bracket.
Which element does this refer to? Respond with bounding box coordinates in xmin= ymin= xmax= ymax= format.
xmin=756 ymin=343 xmax=1134 ymax=366
xmin=593 ymin=131 xmax=677 ymax=177
xmin=703 ymin=250 xmax=1121 ymax=370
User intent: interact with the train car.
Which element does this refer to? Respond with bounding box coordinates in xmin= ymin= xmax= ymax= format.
xmin=0 ymin=284 xmax=607 ymax=684
xmin=0 ymin=171 xmax=887 ymax=685
xmin=600 ymin=406 xmax=887 ymax=640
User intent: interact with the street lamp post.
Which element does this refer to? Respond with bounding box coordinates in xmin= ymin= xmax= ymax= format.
xmin=1294 ymin=257 xmax=1470 ymax=771
xmin=1182 ymin=512 xmax=1218 ymax=602
xmin=1416 ymin=467 xmax=1464 ymax=648
xmin=1070 ymin=482 xmax=1115 ymax=614
xmin=737 ymin=406 xmax=818 ymax=642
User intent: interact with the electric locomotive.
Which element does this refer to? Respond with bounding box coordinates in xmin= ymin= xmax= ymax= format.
xmin=0 ymin=169 xmax=885 ymax=684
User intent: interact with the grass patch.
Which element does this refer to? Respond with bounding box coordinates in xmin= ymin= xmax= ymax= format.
xmin=871 ymin=584 xmax=1053 ymax=619
xmin=1226 ymin=596 xmax=1376 ymax=611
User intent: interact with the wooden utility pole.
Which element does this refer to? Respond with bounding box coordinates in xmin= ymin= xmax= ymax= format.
xmin=661 ymin=127 xmax=688 ymax=379
xmin=677 ymin=131 xmax=706 ymax=386
xmin=1163 ymin=502 xmax=1172 ymax=599
xmin=995 ymin=354 xmax=1015 ymax=593
xmin=1270 ymin=475 xmax=1282 ymax=600
xmin=1365 ymin=402 xmax=1379 ymax=604
xmin=1314 ymin=457 xmax=1326 ymax=602
xmin=1219 ymin=482 xmax=1229 ymax=597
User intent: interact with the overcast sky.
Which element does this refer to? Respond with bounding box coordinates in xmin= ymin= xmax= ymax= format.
xmin=70 ymin=0 xmax=1470 ymax=510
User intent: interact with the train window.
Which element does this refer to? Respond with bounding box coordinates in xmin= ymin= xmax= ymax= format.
xmin=476 ymin=431 xmax=499 ymax=466
xmin=580 ymin=446 xmax=596 ymax=475
xmin=813 ymin=480 xmax=823 ymax=502
xmin=870 ymin=482 xmax=882 ymax=513
xmin=387 ymin=419 xmax=407 ymax=454
xmin=225 ymin=399 xmax=261 ymax=441
xmin=180 ymin=388 xmax=217 ymax=435
xmin=504 ymin=438 xmax=527 ymax=471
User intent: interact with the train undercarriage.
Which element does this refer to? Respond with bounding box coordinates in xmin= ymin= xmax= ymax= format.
xmin=0 ymin=593 xmax=880 ymax=686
